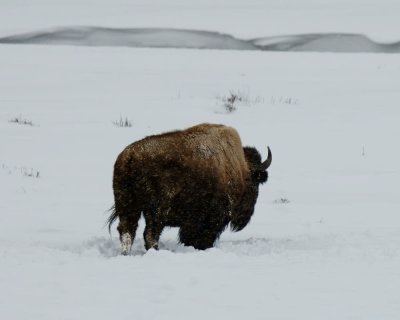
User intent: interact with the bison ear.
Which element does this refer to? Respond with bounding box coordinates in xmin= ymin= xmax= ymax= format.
xmin=260 ymin=147 xmax=272 ymax=170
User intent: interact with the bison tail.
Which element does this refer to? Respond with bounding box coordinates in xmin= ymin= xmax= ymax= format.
xmin=106 ymin=205 xmax=118 ymax=234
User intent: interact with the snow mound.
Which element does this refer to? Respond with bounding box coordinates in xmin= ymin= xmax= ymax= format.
xmin=253 ymin=33 xmax=400 ymax=53
xmin=1 ymin=27 xmax=399 ymax=53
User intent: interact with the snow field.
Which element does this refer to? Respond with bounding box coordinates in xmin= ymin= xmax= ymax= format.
xmin=1 ymin=44 xmax=400 ymax=319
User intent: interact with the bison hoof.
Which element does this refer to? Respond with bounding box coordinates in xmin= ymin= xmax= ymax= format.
xmin=120 ymin=233 xmax=132 ymax=255
xmin=145 ymin=242 xmax=159 ymax=251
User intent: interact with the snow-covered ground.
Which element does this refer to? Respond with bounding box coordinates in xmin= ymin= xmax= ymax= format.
xmin=1 ymin=1 xmax=400 ymax=319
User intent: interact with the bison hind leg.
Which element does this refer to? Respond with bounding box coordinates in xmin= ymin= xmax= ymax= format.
xmin=113 ymin=209 xmax=141 ymax=255
xmin=143 ymin=208 xmax=165 ymax=251
xmin=120 ymin=232 xmax=132 ymax=256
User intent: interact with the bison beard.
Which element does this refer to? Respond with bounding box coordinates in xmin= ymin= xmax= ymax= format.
xmin=108 ymin=123 xmax=271 ymax=254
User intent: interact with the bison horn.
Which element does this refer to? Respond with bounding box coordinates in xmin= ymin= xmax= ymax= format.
xmin=260 ymin=147 xmax=272 ymax=170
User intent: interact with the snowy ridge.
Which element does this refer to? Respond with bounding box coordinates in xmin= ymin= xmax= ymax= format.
xmin=1 ymin=26 xmax=400 ymax=53
xmin=0 ymin=27 xmax=258 ymax=51
xmin=253 ymin=33 xmax=400 ymax=53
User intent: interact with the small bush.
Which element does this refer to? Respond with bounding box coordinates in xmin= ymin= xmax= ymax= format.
xmin=113 ymin=116 xmax=132 ymax=128
xmin=217 ymin=89 xmax=264 ymax=113
xmin=21 ymin=167 xmax=40 ymax=178
xmin=2 ymin=164 xmax=40 ymax=178
xmin=9 ymin=115 xmax=34 ymax=126
xmin=273 ymin=198 xmax=290 ymax=204
xmin=270 ymin=96 xmax=299 ymax=106
xmin=223 ymin=92 xmax=242 ymax=113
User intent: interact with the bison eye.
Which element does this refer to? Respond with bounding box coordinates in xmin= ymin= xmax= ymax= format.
xmin=253 ymin=170 xmax=268 ymax=184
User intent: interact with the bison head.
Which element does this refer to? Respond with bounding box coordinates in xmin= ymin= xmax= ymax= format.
xmin=244 ymin=146 xmax=272 ymax=184
xmin=230 ymin=146 xmax=272 ymax=232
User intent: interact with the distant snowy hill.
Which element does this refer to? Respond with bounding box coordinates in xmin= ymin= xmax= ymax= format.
xmin=1 ymin=27 xmax=400 ymax=53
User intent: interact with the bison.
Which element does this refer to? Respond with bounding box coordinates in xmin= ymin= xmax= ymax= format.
xmin=108 ymin=123 xmax=271 ymax=254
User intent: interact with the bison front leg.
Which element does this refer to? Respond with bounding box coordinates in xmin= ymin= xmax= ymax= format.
xmin=179 ymin=222 xmax=226 ymax=250
xmin=179 ymin=227 xmax=216 ymax=250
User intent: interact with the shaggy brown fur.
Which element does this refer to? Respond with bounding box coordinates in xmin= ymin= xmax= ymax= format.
xmin=108 ymin=123 xmax=271 ymax=253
